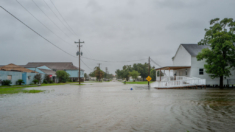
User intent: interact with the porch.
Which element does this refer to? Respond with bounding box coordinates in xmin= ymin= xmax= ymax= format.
xmin=152 ymin=66 xmax=206 ymax=89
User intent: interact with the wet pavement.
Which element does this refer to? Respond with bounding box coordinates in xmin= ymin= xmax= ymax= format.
xmin=0 ymin=81 xmax=235 ymax=132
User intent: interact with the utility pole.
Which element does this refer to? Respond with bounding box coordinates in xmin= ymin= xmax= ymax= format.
xmin=105 ymin=67 xmax=108 ymax=80
xmin=148 ymin=56 xmax=150 ymax=87
xmin=75 ymin=39 xmax=84 ymax=85
xmin=98 ymin=63 xmax=101 ymax=82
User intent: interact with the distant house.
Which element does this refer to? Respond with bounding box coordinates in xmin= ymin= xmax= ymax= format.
xmin=22 ymin=65 xmax=57 ymax=82
xmin=0 ymin=63 xmax=44 ymax=85
xmin=152 ymin=44 xmax=235 ymax=88
xmin=25 ymin=62 xmax=84 ymax=81
xmin=89 ymin=77 xmax=96 ymax=81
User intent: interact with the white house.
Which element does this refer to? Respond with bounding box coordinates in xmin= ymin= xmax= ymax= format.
xmin=152 ymin=44 xmax=235 ymax=88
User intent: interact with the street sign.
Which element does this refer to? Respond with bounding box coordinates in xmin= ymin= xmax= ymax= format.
xmin=146 ymin=76 xmax=152 ymax=82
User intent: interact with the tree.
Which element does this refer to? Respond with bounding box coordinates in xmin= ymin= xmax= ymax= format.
xmin=129 ymin=70 xmax=140 ymax=81
xmin=132 ymin=63 xmax=148 ymax=81
xmin=34 ymin=74 xmax=42 ymax=84
xmin=150 ymin=69 xmax=156 ymax=81
xmin=84 ymin=73 xmax=88 ymax=79
xmin=197 ymin=18 xmax=235 ymax=88
xmin=44 ymin=74 xmax=51 ymax=84
xmin=56 ymin=70 xmax=70 ymax=83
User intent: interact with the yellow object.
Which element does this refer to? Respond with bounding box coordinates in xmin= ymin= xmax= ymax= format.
xmin=146 ymin=76 xmax=152 ymax=82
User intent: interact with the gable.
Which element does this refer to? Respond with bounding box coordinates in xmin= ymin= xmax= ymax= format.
xmin=173 ymin=45 xmax=191 ymax=66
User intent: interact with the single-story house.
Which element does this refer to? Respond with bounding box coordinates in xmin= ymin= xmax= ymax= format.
xmin=0 ymin=63 xmax=45 ymax=85
xmin=25 ymin=62 xmax=84 ymax=81
xmin=22 ymin=65 xmax=57 ymax=82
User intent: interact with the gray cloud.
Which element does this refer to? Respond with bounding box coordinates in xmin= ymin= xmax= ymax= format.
xmin=0 ymin=0 xmax=235 ymax=74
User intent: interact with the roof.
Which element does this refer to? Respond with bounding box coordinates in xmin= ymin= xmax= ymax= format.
xmin=155 ymin=66 xmax=191 ymax=70
xmin=38 ymin=68 xmax=56 ymax=76
xmin=25 ymin=62 xmax=84 ymax=71
xmin=0 ymin=63 xmax=37 ymax=73
xmin=181 ymin=44 xmax=209 ymax=56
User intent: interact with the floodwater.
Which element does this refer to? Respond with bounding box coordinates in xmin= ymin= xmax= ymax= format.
xmin=0 ymin=81 xmax=235 ymax=132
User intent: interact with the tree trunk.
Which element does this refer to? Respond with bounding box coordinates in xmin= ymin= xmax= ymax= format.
xmin=220 ymin=76 xmax=223 ymax=89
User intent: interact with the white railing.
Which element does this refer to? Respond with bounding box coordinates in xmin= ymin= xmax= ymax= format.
xmin=151 ymin=76 xmax=206 ymax=88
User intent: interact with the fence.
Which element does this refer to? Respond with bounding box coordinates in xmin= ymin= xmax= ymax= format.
xmin=152 ymin=76 xmax=206 ymax=88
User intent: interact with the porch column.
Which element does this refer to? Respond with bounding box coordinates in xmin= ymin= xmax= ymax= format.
xmin=160 ymin=69 xmax=161 ymax=81
xmin=169 ymin=68 xmax=170 ymax=81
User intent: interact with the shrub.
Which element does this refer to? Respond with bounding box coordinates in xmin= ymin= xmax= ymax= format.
xmin=34 ymin=74 xmax=42 ymax=84
xmin=56 ymin=70 xmax=70 ymax=83
xmin=2 ymin=80 xmax=12 ymax=86
xmin=44 ymin=74 xmax=51 ymax=83
xmin=49 ymin=80 xmax=53 ymax=83
xmin=43 ymin=80 xmax=48 ymax=84
xmin=16 ymin=79 xmax=24 ymax=85
xmin=33 ymin=79 xmax=39 ymax=84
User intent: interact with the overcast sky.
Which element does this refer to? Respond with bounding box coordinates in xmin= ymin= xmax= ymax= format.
xmin=1 ymin=0 xmax=235 ymax=74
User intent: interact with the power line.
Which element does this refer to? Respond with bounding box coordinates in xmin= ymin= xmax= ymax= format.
xmin=42 ymin=0 xmax=75 ymax=36
xmin=0 ymin=6 xmax=77 ymax=58
xmin=31 ymin=0 xmax=73 ymax=40
xmin=15 ymin=0 xmax=73 ymax=46
xmin=150 ymin=58 xmax=162 ymax=67
xmin=82 ymin=56 xmax=147 ymax=62
xmin=49 ymin=0 xmax=79 ymax=37
xmin=81 ymin=59 xmax=92 ymax=70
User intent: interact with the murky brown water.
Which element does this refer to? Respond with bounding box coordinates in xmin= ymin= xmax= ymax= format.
xmin=0 ymin=81 xmax=235 ymax=132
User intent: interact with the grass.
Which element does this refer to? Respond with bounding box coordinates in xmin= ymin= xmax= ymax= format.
xmin=73 ymin=84 xmax=85 ymax=85
xmin=0 ymin=86 xmax=44 ymax=94
xmin=124 ymin=81 xmax=154 ymax=84
xmin=0 ymin=82 xmax=84 ymax=94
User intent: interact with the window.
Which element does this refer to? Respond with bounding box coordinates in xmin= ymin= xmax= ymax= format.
xmin=28 ymin=76 xmax=31 ymax=80
xmin=185 ymin=69 xmax=187 ymax=75
xmin=199 ymin=68 xmax=204 ymax=75
xmin=7 ymin=75 xmax=12 ymax=80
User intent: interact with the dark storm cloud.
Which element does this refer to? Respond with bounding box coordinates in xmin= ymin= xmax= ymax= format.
xmin=1 ymin=0 xmax=235 ymax=74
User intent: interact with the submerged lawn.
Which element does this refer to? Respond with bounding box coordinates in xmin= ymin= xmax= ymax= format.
xmin=0 ymin=86 xmax=44 ymax=94
xmin=124 ymin=81 xmax=154 ymax=84
xmin=0 ymin=82 xmax=85 ymax=94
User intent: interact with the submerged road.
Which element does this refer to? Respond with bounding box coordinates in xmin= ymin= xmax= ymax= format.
xmin=0 ymin=80 xmax=235 ymax=132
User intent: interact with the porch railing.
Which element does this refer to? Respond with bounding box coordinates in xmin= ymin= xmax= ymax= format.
xmin=152 ymin=76 xmax=206 ymax=88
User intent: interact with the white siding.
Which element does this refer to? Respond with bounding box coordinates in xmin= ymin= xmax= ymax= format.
xmin=191 ymin=57 xmax=224 ymax=85
xmin=173 ymin=45 xmax=191 ymax=66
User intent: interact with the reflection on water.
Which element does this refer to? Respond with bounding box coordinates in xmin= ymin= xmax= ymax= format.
xmin=0 ymin=82 xmax=235 ymax=132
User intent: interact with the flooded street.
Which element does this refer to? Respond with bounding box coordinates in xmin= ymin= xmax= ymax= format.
xmin=0 ymin=81 xmax=235 ymax=132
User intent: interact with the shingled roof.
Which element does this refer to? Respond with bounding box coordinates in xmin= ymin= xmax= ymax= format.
xmin=0 ymin=63 xmax=37 ymax=73
xmin=181 ymin=44 xmax=209 ymax=56
xmin=38 ymin=68 xmax=56 ymax=76
xmin=25 ymin=62 xmax=84 ymax=71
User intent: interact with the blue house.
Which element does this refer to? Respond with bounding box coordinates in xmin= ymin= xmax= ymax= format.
xmin=25 ymin=62 xmax=84 ymax=81
xmin=23 ymin=65 xmax=57 ymax=82
xmin=0 ymin=63 xmax=44 ymax=85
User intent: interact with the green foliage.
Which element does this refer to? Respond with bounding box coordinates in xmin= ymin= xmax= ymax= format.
xmin=84 ymin=73 xmax=88 ymax=78
xmin=2 ymin=80 xmax=12 ymax=86
xmin=89 ymin=67 xmax=113 ymax=81
xmin=16 ymin=79 xmax=24 ymax=85
xmin=56 ymin=70 xmax=70 ymax=83
xmin=43 ymin=80 xmax=48 ymax=84
xmin=33 ymin=79 xmax=39 ymax=84
xmin=197 ymin=18 xmax=235 ymax=88
xmin=129 ymin=70 xmax=140 ymax=81
xmin=150 ymin=69 xmax=156 ymax=81
xmin=44 ymin=74 xmax=51 ymax=84
xmin=132 ymin=63 xmax=149 ymax=81
xmin=34 ymin=74 xmax=42 ymax=84
xmin=115 ymin=63 xmax=155 ymax=81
